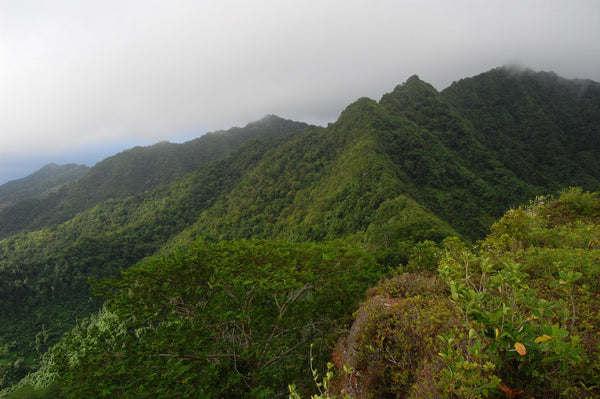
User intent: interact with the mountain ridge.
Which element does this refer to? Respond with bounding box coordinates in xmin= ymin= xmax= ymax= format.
xmin=2 ymin=66 xmax=600 ymax=396
xmin=0 ymin=163 xmax=88 ymax=206
xmin=0 ymin=115 xmax=309 ymax=238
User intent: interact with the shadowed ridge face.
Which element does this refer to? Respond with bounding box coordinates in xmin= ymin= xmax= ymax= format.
xmin=441 ymin=67 xmax=600 ymax=189
xmin=379 ymin=75 xmax=461 ymax=136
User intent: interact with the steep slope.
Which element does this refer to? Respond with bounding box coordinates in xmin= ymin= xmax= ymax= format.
xmin=181 ymin=75 xmax=546 ymax=244
xmin=0 ymin=99 xmax=463 ymax=389
xmin=0 ymin=134 xmax=298 ymax=390
xmin=377 ymin=75 xmax=541 ymax=237
xmin=173 ymin=97 xmax=459 ymax=256
xmin=0 ymin=116 xmax=308 ymax=238
xmin=163 ymin=70 xmax=600 ymax=254
xmin=442 ymin=66 xmax=600 ymax=190
xmin=2 ymin=67 xmax=600 ymax=395
xmin=0 ymin=163 xmax=88 ymax=206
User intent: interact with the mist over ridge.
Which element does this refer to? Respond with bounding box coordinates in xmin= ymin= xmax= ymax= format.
xmin=1 ymin=65 xmax=600 ymax=397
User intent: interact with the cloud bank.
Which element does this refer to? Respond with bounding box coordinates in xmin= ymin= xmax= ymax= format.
xmin=1 ymin=0 xmax=599 ymax=181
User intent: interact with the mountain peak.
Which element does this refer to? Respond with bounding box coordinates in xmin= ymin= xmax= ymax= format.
xmin=398 ymin=74 xmax=437 ymax=92
xmin=381 ymin=74 xmax=438 ymax=102
xmin=242 ymin=114 xmax=310 ymax=134
xmin=404 ymin=74 xmax=424 ymax=84
xmin=245 ymin=114 xmax=284 ymax=126
xmin=378 ymin=75 xmax=442 ymax=119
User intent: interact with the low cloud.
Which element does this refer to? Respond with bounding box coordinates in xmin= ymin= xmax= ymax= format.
xmin=1 ymin=0 xmax=599 ymax=180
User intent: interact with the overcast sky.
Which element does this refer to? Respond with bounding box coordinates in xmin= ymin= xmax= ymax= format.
xmin=1 ymin=0 xmax=600 ymax=183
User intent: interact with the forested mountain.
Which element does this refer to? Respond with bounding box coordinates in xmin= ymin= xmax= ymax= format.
xmin=443 ymin=67 xmax=600 ymax=189
xmin=0 ymin=115 xmax=308 ymax=239
xmin=0 ymin=164 xmax=88 ymax=206
xmin=1 ymin=66 xmax=600 ymax=397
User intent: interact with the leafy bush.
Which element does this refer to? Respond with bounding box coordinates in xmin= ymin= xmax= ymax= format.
xmin=437 ymin=248 xmax=582 ymax=397
xmin=320 ymin=189 xmax=600 ymax=398
xmin=29 ymin=239 xmax=382 ymax=398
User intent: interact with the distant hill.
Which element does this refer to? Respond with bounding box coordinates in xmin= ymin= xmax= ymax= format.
xmin=1 ymin=66 xmax=600 ymax=395
xmin=0 ymin=163 xmax=88 ymax=206
xmin=0 ymin=115 xmax=309 ymax=238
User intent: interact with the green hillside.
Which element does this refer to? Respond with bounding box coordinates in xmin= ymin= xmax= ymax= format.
xmin=0 ymin=124 xmax=310 ymax=392
xmin=0 ymin=115 xmax=308 ymax=239
xmin=1 ymin=67 xmax=600 ymax=397
xmin=325 ymin=188 xmax=600 ymax=398
xmin=443 ymin=67 xmax=600 ymax=189
xmin=0 ymin=164 xmax=88 ymax=206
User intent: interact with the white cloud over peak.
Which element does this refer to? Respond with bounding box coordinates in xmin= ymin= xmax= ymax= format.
xmin=1 ymin=0 xmax=599 ymax=181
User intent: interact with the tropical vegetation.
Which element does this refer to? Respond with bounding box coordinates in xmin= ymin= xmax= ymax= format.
xmin=1 ymin=67 xmax=600 ymax=397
